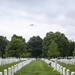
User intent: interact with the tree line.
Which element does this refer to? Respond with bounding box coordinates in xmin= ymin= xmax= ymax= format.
xmin=0 ymin=31 xmax=75 ymax=58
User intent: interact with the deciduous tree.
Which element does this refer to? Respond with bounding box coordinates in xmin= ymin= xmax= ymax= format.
xmin=27 ymin=36 xmax=43 ymax=58
xmin=0 ymin=36 xmax=8 ymax=57
xmin=48 ymin=40 xmax=59 ymax=58
xmin=5 ymin=35 xmax=27 ymax=57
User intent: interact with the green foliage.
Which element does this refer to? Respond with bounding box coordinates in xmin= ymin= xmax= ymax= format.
xmin=27 ymin=36 xmax=43 ymax=58
xmin=48 ymin=40 xmax=59 ymax=57
xmin=42 ymin=31 xmax=69 ymax=57
xmin=5 ymin=35 xmax=27 ymax=58
xmin=12 ymin=34 xmax=25 ymax=42
xmin=0 ymin=31 xmax=75 ymax=58
xmin=69 ymin=41 xmax=75 ymax=56
xmin=73 ymin=49 xmax=75 ymax=56
xmin=42 ymin=31 xmax=54 ymax=57
xmin=0 ymin=36 xmax=8 ymax=57
xmin=54 ymin=32 xmax=69 ymax=57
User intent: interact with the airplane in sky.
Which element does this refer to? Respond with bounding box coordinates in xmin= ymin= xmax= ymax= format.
xmin=29 ymin=24 xmax=36 ymax=26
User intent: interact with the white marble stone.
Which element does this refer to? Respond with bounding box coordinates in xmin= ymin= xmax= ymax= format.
xmin=55 ymin=58 xmax=58 ymax=70
xmin=60 ymin=66 xmax=63 ymax=74
xmin=0 ymin=72 xmax=2 ymax=75
xmin=71 ymin=72 xmax=75 ymax=75
xmin=8 ymin=67 xmax=11 ymax=75
xmin=4 ymin=69 xmax=7 ymax=75
xmin=66 ymin=69 xmax=70 ymax=75
xmin=63 ymin=67 xmax=66 ymax=75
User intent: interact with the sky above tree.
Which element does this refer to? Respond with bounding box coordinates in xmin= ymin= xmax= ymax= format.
xmin=0 ymin=0 xmax=75 ymax=42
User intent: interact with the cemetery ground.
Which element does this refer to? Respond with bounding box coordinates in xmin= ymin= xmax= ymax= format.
xmin=0 ymin=60 xmax=23 ymax=74
xmin=15 ymin=60 xmax=61 ymax=75
xmin=1 ymin=58 xmax=75 ymax=75
xmin=59 ymin=61 xmax=75 ymax=72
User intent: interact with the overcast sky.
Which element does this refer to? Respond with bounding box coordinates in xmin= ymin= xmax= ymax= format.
xmin=0 ymin=0 xmax=75 ymax=42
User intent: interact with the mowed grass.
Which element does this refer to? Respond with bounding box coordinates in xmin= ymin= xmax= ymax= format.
xmin=15 ymin=60 xmax=61 ymax=75
xmin=0 ymin=60 xmax=23 ymax=74
xmin=59 ymin=61 xmax=75 ymax=72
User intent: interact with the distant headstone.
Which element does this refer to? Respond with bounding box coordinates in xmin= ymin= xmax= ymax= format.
xmin=55 ymin=58 xmax=58 ymax=70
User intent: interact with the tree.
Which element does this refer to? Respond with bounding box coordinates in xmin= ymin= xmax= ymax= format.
xmin=73 ymin=49 xmax=75 ymax=56
xmin=12 ymin=34 xmax=25 ymax=42
xmin=48 ymin=40 xmax=59 ymax=58
xmin=42 ymin=31 xmax=69 ymax=57
xmin=54 ymin=32 xmax=69 ymax=57
xmin=27 ymin=36 xmax=43 ymax=58
xmin=0 ymin=36 xmax=8 ymax=57
xmin=42 ymin=31 xmax=54 ymax=57
xmin=5 ymin=37 xmax=27 ymax=57
xmin=68 ymin=40 xmax=75 ymax=56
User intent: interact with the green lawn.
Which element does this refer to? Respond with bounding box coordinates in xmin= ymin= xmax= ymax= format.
xmin=0 ymin=60 xmax=23 ymax=74
xmin=15 ymin=60 xmax=61 ymax=75
xmin=58 ymin=61 xmax=75 ymax=72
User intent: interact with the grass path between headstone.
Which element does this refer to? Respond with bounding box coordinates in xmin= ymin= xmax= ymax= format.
xmin=59 ymin=61 xmax=75 ymax=72
xmin=15 ymin=60 xmax=61 ymax=75
xmin=0 ymin=60 xmax=23 ymax=74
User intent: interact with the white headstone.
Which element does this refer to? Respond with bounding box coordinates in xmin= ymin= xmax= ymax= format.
xmin=11 ymin=66 xmax=14 ymax=75
xmin=8 ymin=67 xmax=11 ymax=75
xmin=71 ymin=72 xmax=75 ymax=75
xmin=55 ymin=58 xmax=58 ymax=70
xmin=63 ymin=67 xmax=66 ymax=75
xmin=0 ymin=72 xmax=2 ymax=75
xmin=4 ymin=69 xmax=7 ymax=75
xmin=14 ymin=65 xmax=16 ymax=73
xmin=60 ymin=66 xmax=63 ymax=74
xmin=66 ymin=69 xmax=70 ymax=75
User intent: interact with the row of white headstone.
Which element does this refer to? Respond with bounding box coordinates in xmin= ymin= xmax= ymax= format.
xmin=0 ymin=59 xmax=32 ymax=75
xmin=58 ymin=58 xmax=75 ymax=65
xmin=44 ymin=58 xmax=75 ymax=75
xmin=0 ymin=58 xmax=20 ymax=65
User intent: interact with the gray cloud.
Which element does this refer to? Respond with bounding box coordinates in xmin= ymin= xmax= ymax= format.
xmin=0 ymin=0 xmax=75 ymax=41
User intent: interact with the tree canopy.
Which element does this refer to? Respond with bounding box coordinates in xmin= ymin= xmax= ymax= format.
xmin=48 ymin=40 xmax=59 ymax=58
xmin=5 ymin=35 xmax=27 ymax=57
xmin=0 ymin=36 xmax=8 ymax=57
xmin=42 ymin=31 xmax=71 ymax=57
xmin=0 ymin=31 xmax=75 ymax=58
xmin=27 ymin=36 xmax=43 ymax=58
